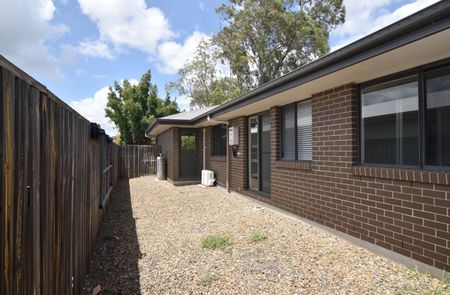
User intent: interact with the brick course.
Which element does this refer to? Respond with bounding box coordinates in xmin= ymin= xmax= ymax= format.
xmin=204 ymin=127 xmax=227 ymax=186
xmin=158 ymin=127 xmax=203 ymax=182
xmin=157 ymin=84 xmax=450 ymax=271
xmin=228 ymin=117 xmax=247 ymax=193
xmin=158 ymin=128 xmax=175 ymax=180
xmin=265 ymin=84 xmax=450 ymax=271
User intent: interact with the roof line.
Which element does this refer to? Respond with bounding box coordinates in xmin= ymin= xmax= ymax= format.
xmin=145 ymin=109 xmax=214 ymax=135
xmin=146 ymin=0 xmax=450 ymax=135
xmin=208 ymin=0 xmax=450 ymax=117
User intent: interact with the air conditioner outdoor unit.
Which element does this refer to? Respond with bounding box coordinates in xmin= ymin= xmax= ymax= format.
xmin=201 ymin=170 xmax=215 ymax=187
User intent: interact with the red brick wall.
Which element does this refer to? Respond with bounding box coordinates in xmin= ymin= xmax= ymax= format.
xmin=265 ymin=84 xmax=450 ymax=271
xmin=204 ymin=127 xmax=227 ymax=186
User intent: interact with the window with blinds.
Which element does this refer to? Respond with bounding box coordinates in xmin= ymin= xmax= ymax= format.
xmin=297 ymin=101 xmax=312 ymax=161
xmin=212 ymin=124 xmax=227 ymax=156
xmin=281 ymin=104 xmax=296 ymax=160
xmin=281 ymin=100 xmax=312 ymax=161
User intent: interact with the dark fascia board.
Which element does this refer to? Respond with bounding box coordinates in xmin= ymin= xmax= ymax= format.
xmin=208 ymin=0 xmax=450 ymax=118
xmin=146 ymin=0 xmax=450 ymax=134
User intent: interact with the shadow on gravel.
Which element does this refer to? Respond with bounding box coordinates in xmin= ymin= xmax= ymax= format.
xmin=83 ymin=181 xmax=142 ymax=295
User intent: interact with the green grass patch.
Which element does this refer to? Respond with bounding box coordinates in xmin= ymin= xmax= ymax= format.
xmin=201 ymin=234 xmax=232 ymax=250
xmin=251 ymin=233 xmax=268 ymax=242
xmin=198 ymin=274 xmax=217 ymax=287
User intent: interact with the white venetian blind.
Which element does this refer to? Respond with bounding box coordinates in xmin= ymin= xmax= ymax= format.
xmin=282 ymin=104 xmax=296 ymax=160
xmin=297 ymin=100 xmax=312 ymax=161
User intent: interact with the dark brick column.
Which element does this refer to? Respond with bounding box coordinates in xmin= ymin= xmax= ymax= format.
xmin=172 ymin=127 xmax=180 ymax=180
xmin=229 ymin=117 xmax=247 ymax=192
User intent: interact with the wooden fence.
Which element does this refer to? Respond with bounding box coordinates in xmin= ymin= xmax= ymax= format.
xmin=0 ymin=56 xmax=159 ymax=295
xmin=119 ymin=145 xmax=161 ymax=179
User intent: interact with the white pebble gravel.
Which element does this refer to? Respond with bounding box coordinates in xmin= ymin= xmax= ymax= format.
xmin=84 ymin=176 xmax=447 ymax=295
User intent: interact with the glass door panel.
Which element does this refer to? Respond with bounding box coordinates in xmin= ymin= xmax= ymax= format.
xmin=248 ymin=116 xmax=259 ymax=190
xmin=260 ymin=113 xmax=271 ymax=194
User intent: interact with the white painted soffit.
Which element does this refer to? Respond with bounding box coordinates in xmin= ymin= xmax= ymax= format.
xmin=148 ymin=119 xmax=222 ymax=137
xmin=213 ymin=28 xmax=450 ymax=121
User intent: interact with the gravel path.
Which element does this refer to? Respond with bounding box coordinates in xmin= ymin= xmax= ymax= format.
xmin=83 ymin=176 xmax=447 ymax=294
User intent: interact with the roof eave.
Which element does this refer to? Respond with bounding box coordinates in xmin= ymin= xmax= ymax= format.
xmin=208 ymin=0 xmax=450 ymax=118
xmin=145 ymin=115 xmax=212 ymax=136
xmin=146 ymin=0 xmax=450 ymax=135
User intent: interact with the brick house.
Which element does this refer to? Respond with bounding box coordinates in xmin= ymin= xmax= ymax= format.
xmin=146 ymin=2 xmax=450 ymax=275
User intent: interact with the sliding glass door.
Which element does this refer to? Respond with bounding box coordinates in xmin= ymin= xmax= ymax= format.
xmin=248 ymin=113 xmax=271 ymax=194
xmin=249 ymin=116 xmax=259 ymax=190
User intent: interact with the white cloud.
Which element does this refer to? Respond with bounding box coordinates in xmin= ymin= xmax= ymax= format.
xmin=0 ymin=0 xmax=69 ymax=80
xmin=330 ymin=0 xmax=440 ymax=51
xmin=79 ymin=40 xmax=116 ymax=59
xmin=174 ymin=94 xmax=191 ymax=111
xmin=77 ymin=0 xmax=212 ymax=76
xmin=156 ymin=31 xmax=209 ymax=75
xmin=70 ymin=86 xmax=118 ymax=135
xmin=92 ymin=74 xmax=108 ymax=79
xmin=75 ymin=69 xmax=87 ymax=77
xmin=69 ymin=79 xmax=139 ymax=136
xmin=78 ymin=0 xmax=174 ymax=58
xmin=198 ymin=1 xmax=205 ymax=11
xmin=59 ymin=43 xmax=79 ymax=65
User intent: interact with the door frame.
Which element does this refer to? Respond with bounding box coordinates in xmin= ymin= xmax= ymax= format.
xmin=178 ymin=128 xmax=200 ymax=178
xmin=247 ymin=112 xmax=271 ymax=195
xmin=248 ymin=115 xmax=260 ymax=191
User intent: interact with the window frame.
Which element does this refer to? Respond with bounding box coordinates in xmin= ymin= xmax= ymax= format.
xmin=358 ymin=58 xmax=450 ymax=171
xmin=360 ymin=75 xmax=420 ymax=168
xmin=423 ymin=64 xmax=450 ymax=170
xmin=280 ymin=99 xmax=313 ymax=162
xmin=211 ymin=124 xmax=227 ymax=156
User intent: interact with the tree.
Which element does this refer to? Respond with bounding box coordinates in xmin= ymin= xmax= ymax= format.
xmin=105 ymin=70 xmax=179 ymax=144
xmin=168 ymin=38 xmax=244 ymax=109
xmin=214 ymin=0 xmax=345 ymax=87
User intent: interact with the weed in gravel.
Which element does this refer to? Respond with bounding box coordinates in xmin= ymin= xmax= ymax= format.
xmin=198 ymin=274 xmax=217 ymax=287
xmin=201 ymin=234 xmax=232 ymax=250
xmin=394 ymin=268 xmax=450 ymax=295
xmin=251 ymin=233 xmax=268 ymax=242
xmin=428 ymin=271 xmax=450 ymax=295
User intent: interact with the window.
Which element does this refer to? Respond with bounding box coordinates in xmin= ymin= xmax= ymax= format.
xmin=361 ymin=77 xmax=419 ymax=166
xmin=360 ymin=63 xmax=450 ymax=169
xmin=212 ymin=124 xmax=227 ymax=156
xmin=425 ymin=66 xmax=450 ymax=167
xmin=281 ymin=100 xmax=312 ymax=161
xmin=282 ymin=104 xmax=296 ymax=160
xmin=297 ymin=101 xmax=312 ymax=161
xmin=181 ymin=135 xmax=196 ymax=151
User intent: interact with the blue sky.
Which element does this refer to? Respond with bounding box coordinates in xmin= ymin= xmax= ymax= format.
xmin=0 ymin=0 xmax=440 ymax=134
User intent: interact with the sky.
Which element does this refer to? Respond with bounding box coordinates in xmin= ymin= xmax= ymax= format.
xmin=0 ymin=0 xmax=441 ymax=135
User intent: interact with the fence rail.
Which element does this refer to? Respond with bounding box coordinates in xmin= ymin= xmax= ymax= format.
xmin=0 ymin=56 xmax=160 ymax=295
xmin=119 ymin=145 xmax=161 ymax=179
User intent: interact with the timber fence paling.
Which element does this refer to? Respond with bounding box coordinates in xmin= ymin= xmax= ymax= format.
xmin=118 ymin=145 xmax=161 ymax=179
xmin=0 ymin=55 xmax=161 ymax=295
xmin=0 ymin=56 xmax=128 ymax=295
